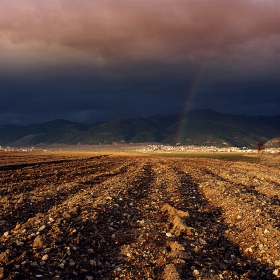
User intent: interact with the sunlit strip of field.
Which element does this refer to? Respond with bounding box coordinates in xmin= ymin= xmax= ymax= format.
xmin=135 ymin=151 xmax=260 ymax=162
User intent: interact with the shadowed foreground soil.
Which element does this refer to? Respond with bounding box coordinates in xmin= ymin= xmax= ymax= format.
xmin=0 ymin=152 xmax=279 ymax=279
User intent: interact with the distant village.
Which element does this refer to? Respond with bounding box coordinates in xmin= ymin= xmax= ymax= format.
xmin=136 ymin=144 xmax=280 ymax=154
xmin=0 ymin=144 xmax=279 ymax=154
xmin=0 ymin=146 xmax=47 ymax=152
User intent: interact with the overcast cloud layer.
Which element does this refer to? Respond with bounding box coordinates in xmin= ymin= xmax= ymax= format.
xmin=0 ymin=0 xmax=280 ymax=124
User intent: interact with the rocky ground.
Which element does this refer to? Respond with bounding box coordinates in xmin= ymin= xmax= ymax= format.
xmin=0 ymin=152 xmax=279 ymax=279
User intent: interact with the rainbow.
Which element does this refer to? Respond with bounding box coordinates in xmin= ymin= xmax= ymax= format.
xmin=176 ymin=55 xmax=214 ymax=144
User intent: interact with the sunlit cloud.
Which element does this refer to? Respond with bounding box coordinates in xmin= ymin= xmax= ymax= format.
xmin=1 ymin=0 xmax=279 ymax=67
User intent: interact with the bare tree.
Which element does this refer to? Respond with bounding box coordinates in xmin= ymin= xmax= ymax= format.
xmin=255 ymin=140 xmax=264 ymax=153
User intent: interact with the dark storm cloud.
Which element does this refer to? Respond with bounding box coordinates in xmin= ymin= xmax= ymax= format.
xmin=0 ymin=64 xmax=194 ymax=124
xmin=0 ymin=0 xmax=279 ymax=124
xmin=192 ymin=82 xmax=280 ymax=116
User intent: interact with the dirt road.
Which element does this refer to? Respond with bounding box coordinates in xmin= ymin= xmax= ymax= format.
xmin=0 ymin=153 xmax=279 ymax=279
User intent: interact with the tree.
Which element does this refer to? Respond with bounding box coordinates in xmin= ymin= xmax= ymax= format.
xmin=255 ymin=140 xmax=264 ymax=153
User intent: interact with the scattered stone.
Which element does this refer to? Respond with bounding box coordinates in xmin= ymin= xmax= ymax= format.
xmin=41 ymin=254 xmax=48 ymax=261
xmin=0 ymin=267 xmax=4 ymax=279
xmin=245 ymin=247 xmax=253 ymax=253
xmin=273 ymin=269 xmax=279 ymax=277
xmin=193 ymin=269 xmax=200 ymax=276
xmin=33 ymin=235 xmax=47 ymax=248
xmin=199 ymin=238 xmax=207 ymax=245
xmin=15 ymin=240 xmax=24 ymax=246
xmin=49 ymin=216 xmax=55 ymax=223
xmin=38 ymin=225 xmax=46 ymax=232
xmin=58 ymin=263 xmax=64 ymax=269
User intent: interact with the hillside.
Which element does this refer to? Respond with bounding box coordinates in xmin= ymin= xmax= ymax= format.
xmin=0 ymin=109 xmax=279 ymax=147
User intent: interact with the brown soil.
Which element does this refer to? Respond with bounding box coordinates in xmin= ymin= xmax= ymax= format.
xmin=0 ymin=152 xmax=279 ymax=279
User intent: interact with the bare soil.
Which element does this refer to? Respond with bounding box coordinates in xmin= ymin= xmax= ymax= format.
xmin=0 ymin=152 xmax=279 ymax=279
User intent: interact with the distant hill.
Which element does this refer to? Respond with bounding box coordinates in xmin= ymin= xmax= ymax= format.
xmin=0 ymin=109 xmax=280 ymax=147
xmin=265 ymin=137 xmax=280 ymax=148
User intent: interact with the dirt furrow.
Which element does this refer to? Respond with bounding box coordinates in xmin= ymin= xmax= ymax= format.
xmin=0 ymin=156 xmax=113 ymax=196
xmin=0 ymin=156 xmax=135 ymax=235
xmin=187 ymin=160 xmax=280 ymax=279
xmin=0 ymin=156 xmax=149 ymax=279
xmin=0 ymin=154 xmax=279 ymax=280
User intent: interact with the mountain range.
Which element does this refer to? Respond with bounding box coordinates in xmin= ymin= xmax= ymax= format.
xmin=0 ymin=109 xmax=280 ymax=147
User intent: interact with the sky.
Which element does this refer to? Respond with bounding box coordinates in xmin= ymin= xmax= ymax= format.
xmin=0 ymin=0 xmax=280 ymax=125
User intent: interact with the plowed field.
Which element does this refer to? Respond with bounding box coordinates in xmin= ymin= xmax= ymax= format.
xmin=0 ymin=152 xmax=279 ymax=279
